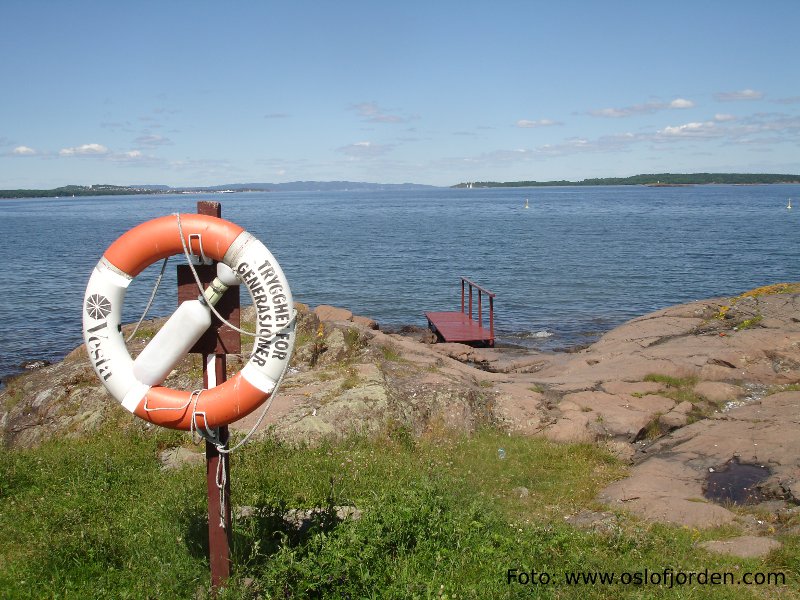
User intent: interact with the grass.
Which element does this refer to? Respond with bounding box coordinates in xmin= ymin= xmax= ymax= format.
xmin=736 ymin=315 xmax=764 ymax=330
xmin=643 ymin=373 xmax=703 ymax=406
xmin=343 ymin=327 xmax=367 ymax=355
xmin=378 ymin=343 xmax=403 ymax=362
xmin=338 ymin=367 xmax=361 ymax=391
xmin=642 ymin=373 xmax=718 ymax=425
xmin=769 ymin=383 xmax=800 ymax=395
xmin=1 ymin=427 xmax=798 ymax=599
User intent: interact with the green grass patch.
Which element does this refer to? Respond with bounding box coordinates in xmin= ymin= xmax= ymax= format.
xmin=736 ymin=315 xmax=763 ymax=330
xmin=339 ymin=367 xmax=361 ymax=391
xmin=343 ymin=327 xmax=368 ymax=356
xmin=643 ymin=373 xmax=703 ymax=407
xmin=379 ymin=343 xmax=403 ymax=362
xmin=643 ymin=374 xmax=696 ymax=389
xmin=1 ymin=428 xmax=797 ymax=598
xmin=769 ymin=383 xmax=800 ymax=395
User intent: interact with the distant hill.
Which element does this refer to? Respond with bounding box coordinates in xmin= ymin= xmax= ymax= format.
xmin=188 ymin=181 xmax=440 ymax=192
xmin=0 ymin=181 xmax=441 ymax=199
xmin=453 ymin=173 xmax=800 ymax=188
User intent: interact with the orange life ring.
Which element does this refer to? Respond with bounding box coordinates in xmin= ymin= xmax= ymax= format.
xmin=82 ymin=214 xmax=295 ymax=431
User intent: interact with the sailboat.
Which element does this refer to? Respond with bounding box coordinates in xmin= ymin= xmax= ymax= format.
xmin=788 ymin=199 xmax=792 ymax=210
xmin=524 ymin=199 xmax=529 ymax=209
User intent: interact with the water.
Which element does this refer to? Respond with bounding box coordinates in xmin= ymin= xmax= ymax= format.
xmin=704 ymin=458 xmax=770 ymax=505
xmin=1 ymin=184 xmax=799 ymax=383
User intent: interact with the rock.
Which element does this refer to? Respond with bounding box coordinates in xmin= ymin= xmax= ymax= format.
xmin=602 ymin=440 xmax=636 ymax=461
xmin=599 ymin=457 xmax=738 ymax=528
xmin=236 ymin=505 xmax=362 ymax=531
xmin=658 ymin=410 xmax=689 ymax=431
xmin=314 ymin=305 xmax=353 ymax=322
xmin=693 ymin=381 xmax=745 ymax=404
xmin=658 ymin=402 xmax=695 ymax=431
xmin=159 ymin=446 xmax=205 ymax=471
xmin=491 ymin=383 xmax=545 ymax=435
xmin=511 ymin=486 xmax=530 ymax=498
xmin=542 ymin=405 xmax=594 ymax=444
xmin=600 ymin=391 xmax=800 ymax=525
xmin=565 ymin=510 xmax=619 ymax=534
xmin=19 ymin=359 xmax=51 ymax=370
xmin=352 ymin=315 xmax=379 ymax=330
xmin=699 ymin=536 xmax=782 ymax=559
xmin=552 ymin=391 xmax=674 ymax=442
xmin=601 ymin=381 xmax=663 ymax=395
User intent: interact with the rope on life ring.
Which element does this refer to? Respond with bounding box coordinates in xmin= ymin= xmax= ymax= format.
xmin=82 ymin=213 xmax=295 ymax=431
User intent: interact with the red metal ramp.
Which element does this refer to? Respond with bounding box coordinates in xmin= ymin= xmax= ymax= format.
xmin=425 ymin=311 xmax=494 ymax=345
xmin=425 ymin=278 xmax=496 ymax=347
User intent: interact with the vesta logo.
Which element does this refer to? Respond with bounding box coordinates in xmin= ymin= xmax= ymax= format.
xmin=86 ymin=321 xmax=113 ymax=381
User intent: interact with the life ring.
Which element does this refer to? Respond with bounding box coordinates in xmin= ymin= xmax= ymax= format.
xmin=82 ymin=214 xmax=295 ymax=431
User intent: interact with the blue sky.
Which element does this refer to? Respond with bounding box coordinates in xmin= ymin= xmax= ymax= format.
xmin=2 ymin=0 xmax=799 ymax=188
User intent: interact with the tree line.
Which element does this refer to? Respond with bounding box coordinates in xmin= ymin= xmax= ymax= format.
xmin=453 ymin=173 xmax=800 ymax=188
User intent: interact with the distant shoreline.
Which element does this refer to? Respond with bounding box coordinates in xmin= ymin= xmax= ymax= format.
xmin=3 ymin=174 xmax=800 ymax=199
xmin=452 ymin=173 xmax=800 ymax=188
xmin=0 ymin=181 xmax=439 ymax=200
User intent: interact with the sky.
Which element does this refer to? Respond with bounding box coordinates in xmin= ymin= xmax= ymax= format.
xmin=1 ymin=0 xmax=799 ymax=188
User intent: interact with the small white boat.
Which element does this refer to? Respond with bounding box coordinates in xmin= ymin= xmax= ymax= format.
xmin=524 ymin=199 xmax=529 ymax=209
xmin=788 ymin=199 xmax=793 ymax=210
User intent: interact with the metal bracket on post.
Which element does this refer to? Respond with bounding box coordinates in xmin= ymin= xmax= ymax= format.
xmin=187 ymin=232 xmax=213 ymax=265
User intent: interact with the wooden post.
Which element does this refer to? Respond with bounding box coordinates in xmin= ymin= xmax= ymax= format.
xmin=177 ymin=200 xmax=239 ymax=593
xmin=199 ymin=201 xmax=231 ymax=592
xmin=204 ymin=353 xmax=231 ymax=590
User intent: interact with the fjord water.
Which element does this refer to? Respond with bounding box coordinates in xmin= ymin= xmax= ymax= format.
xmin=1 ymin=184 xmax=798 ymax=382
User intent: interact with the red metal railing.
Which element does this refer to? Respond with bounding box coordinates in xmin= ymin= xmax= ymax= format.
xmin=460 ymin=277 xmax=496 ymax=341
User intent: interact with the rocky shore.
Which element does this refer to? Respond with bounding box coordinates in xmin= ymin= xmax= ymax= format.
xmin=2 ymin=284 xmax=799 ymax=543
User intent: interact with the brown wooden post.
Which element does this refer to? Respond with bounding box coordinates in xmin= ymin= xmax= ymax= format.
xmin=204 ymin=353 xmax=231 ymax=590
xmin=176 ymin=200 xmax=240 ymax=593
xmin=199 ymin=201 xmax=231 ymax=592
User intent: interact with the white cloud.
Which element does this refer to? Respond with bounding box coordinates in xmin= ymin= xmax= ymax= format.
xmin=516 ymin=119 xmax=561 ymax=128
xmin=59 ymin=143 xmax=110 ymax=156
xmin=111 ymin=150 xmax=147 ymax=162
xmin=669 ymin=98 xmax=695 ymax=109
xmin=658 ymin=121 xmax=719 ymax=138
xmin=12 ymin=145 xmax=36 ymax=155
xmin=714 ymin=113 xmax=737 ymax=122
xmin=590 ymin=107 xmax=634 ymax=118
xmin=133 ymin=134 xmax=172 ymax=147
xmin=537 ymin=132 xmax=639 ymax=155
xmin=589 ymin=97 xmax=695 ymax=118
xmin=108 ymin=149 xmax=166 ymax=167
xmin=714 ymin=88 xmax=764 ymax=101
